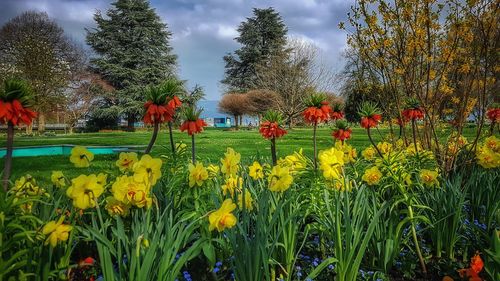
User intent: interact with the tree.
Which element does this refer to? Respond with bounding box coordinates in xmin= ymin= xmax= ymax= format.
xmin=0 ymin=11 xmax=84 ymax=132
xmin=246 ymin=89 xmax=281 ymax=121
xmin=218 ymin=94 xmax=252 ymax=129
xmin=222 ymin=7 xmax=288 ymax=92
xmin=86 ymin=0 xmax=177 ymax=129
xmin=255 ymin=39 xmax=335 ymax=128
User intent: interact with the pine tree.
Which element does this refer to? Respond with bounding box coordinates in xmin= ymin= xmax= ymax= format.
xmin=86 ymin=0 xmax=177 ymax=129
xmin=222 ymin=7 xmax=288 ymax=92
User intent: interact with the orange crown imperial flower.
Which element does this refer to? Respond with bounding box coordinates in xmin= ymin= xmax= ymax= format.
xmin=358 ymin=102 xmax=382 ymax=129
xmin=143 ymin=101 xmax=175 ymax=124
xmin=0 ymin=80 xmax=37 ymax=126
xmin=402 ymin=98 xmax=425 ymax=121
xmin=303 ymin=93 xmax=332 ymax=124
xmin=330 ymin=103 xmax=344 ymax=120
xmin=259 ymin=110 xmax=287 ymax=139
xmin=486 ymin=104 xmax=500 ymax=123
xmin=180 ymin=106 xmax=207 ymax=135
xmin=332 ymin=120 xmax=352 ymax=141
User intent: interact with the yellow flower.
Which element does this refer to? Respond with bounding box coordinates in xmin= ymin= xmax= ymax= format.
xmin=278 ymin=149 xmax=308 ymax=173
xmin=237 ymin=190 xmax=253 ymax=211
xmin=133 ymin=154 xmax=162 ymax=186
xmin=376 ymin=142 xmax=393 ymax=155
xmin=208 ymin=199 xmax=237 ymax=232
xmin=105 ymin=196 xmax=130 ymax=216
xmin=268 ymin=165 xmax=293 ymax=192
xmin=42 ymin=216 xmax=72 ymax=247
xmin=115 ymin=152 xmax=138 ymax=172
xmin=111 ymin=175 xmax=152 ymax=208
xmin=362 ymin=166 xmax=383 ymax=186
xmin=484 ymin=136 xmax=499 ymax=153
xmin=12 ymin=175 xmax=45 ymax=197
xmin=66 ymin=174 xmax=105 ymax=209
xmin=248 ymin=161 xmax=264 ymax=180
xmin=97 ymin=173 xmax=108 ymax=186
xmin=220 ymin=148 xmax=240 ymax=176
xmin=476 ymin=147 xmax=500 ymax=169
xmin=362 ymin=146 xmax=377 ymax=160
xmin=419 ymin=169 xmax=439 ymax=187
xmin=51 ymin=171 xmax=66 ymax=188
xmin=69 ymin=146 xmax=94 ymax=168
xmin=318 ymin=147 xmax=345 ymax=180
xmin=188 ymin=162 xmax=209 ymax=187
xmin=335 ymin=141 xmax=357 ymax=163
xmin=222 ymin=175 xmax=242 ymax=197
xmin=207 ymin=164 xmax=220 ymax=178
xmin=405 ymin=142 xmax=423 ymax=156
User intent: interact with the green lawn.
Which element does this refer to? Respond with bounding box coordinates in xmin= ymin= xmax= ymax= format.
xmin=0 ymin=126 xmax=482 ymax=185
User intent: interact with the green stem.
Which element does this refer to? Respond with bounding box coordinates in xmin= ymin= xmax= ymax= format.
xmin=2 ymin=123 xmax=14 ymax=191
xmin=411 ymin=119 xmax=419 ymax=156
xmin=271 ymin=137 xmax=277 ymax=166
xmin=168 ymin=121 xmax=176 ymax=156
xmin=145 ymin=122 xmax=159 ymax=154
xmin=191 ymin=134 xmax=195 ymax=164
xmin=313 ymin=121 xmax=318 ymax=170
xmin=408 ymin=205 xmax=427 ymax=274
xmin=367 ymin=127 xmax=383 ymax=158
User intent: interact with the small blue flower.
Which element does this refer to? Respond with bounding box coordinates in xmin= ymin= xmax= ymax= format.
xmin=215 ymin=261 xmax=223 ymax=267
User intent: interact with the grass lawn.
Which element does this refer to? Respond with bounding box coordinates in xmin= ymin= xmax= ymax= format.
xmin=0 ymin=125 xmax=482 ymax=185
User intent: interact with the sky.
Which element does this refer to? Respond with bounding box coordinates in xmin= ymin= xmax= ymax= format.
xmin=0 ymin=0 xmax=354 ymax=101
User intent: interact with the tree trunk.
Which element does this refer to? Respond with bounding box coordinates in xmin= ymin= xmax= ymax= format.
xmin=37 ymin=113 xmax=46 ymax=133
xmin=127 ymin=114 xmax=135 ymax=131
xmin=239 ymin=115 xmax=243 ymax=127
xmin=2 ymin=123 xmax=14 ymax=191
xmin=145 ymin=122 xmax=159 ymax=154
xmin=234 ymin=115 xmax=239 ymax=130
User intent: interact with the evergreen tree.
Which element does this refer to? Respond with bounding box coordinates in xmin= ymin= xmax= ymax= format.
xmin=222 ymin=7 xmax=288 ymax=92
xmin=86 ymin=0 xmax=177 ymax=129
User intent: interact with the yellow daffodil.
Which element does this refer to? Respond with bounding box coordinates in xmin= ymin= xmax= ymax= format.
xmin=362 ymin=146 xmax=377 ymax=160
xmin=115 ymin=152 xmax=138 ymax=172
xmin=133 ymin=154 xmax=162 ymax=186
xmin=248 ymin=161 xmax=264 ymax=180
xmin=220 ymin=148 xmax=240 ymax=176
xmin=318 ymin=147 xmax=345 ymax=180
xmin=42 ymin=216 xmax=72 ymax=247
xmin=97 ymin=173 xmax=108 ymax=186
xmin=188 ymin=162 xmax=209 ymax=187
xmin=278 ymin=149 xmax=308 ymax=174
xmin=237 ymin=190 xmax=253 ymax=211
xmin=208 ymin=199 xmax=237 ymax=232
xmin=66 ymin=174 xmax=105 ymax=209
xmin=362 ymin=166 xmax=383 ymax=186
xmin=419 ymin=169 xmax=439 ymax=187
xmin=268 ymin=165 xmax=293 ymax=192
xmin=111 ymin=175 xmax=152 ymax=208
xmin=51 ymin=171 xmax=66 ymax=188
xmin=476 ymin=146 xmax=500 ymax=169
xmin=376 ymin=142 xmax=393 ymax=155
xmin=207 ymin=164 xmax=220 ymax=179
xmin=335 ymin=141 xmax=357 ymax=163
xmin=484 ymin=136 xmax=499 ymax=153
xmin=12 ymin=175 xmax=45 ymax=197
xmin=222 ymin=175 xmax=242 ymax=197
xmin=105 ymin=196 xmax=130 ymax=216
xmin=69 ymin=146 xmax=94 ymax=168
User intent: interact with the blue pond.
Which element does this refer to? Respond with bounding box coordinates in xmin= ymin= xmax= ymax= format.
xmin=0 ymin=145 xmax=142 ymax=158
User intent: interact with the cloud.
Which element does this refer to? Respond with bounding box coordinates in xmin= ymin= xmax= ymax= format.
xmin=0 ymin=0 xmax=354 ymax=100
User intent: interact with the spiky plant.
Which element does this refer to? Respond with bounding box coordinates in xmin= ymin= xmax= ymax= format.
xmin=358 ymin=102 xmax=383 ymax=157
xmin=180 ymin=106 xmax=206 ymax=163
xmin=260 ymin=110 xmax=287 ymax=165
xmin=1 ymin=79 xmax=36 ymax=191
xmin=158 ymin=79 xmax=185 ymax=155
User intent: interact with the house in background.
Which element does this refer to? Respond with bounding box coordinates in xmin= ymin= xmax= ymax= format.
xmin=198 ymin=100 xmax=258 ymax=128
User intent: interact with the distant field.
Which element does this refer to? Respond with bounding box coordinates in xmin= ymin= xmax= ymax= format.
xmin=0 ymin=126 xmax=484 ymax=185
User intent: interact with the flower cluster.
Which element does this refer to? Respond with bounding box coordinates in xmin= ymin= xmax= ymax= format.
xmin=143 ymin=100 xmax=176 ymax=124
xmin=259 ymin=120 xmax=287 ymax=139
xmin=0 ymin=99 xmax=37 ymax=126
xmin=42 ymin=216 xmax=73 ymax=248
xmin=476 ymin=136 xmax=500 ymax=169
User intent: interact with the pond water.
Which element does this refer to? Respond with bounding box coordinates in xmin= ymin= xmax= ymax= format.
xmin=0 ymin=145 xmax=142 ymax=158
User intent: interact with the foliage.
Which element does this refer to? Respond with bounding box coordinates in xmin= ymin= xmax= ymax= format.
xmin=86 ymin=0 xmax=177 ymax=128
